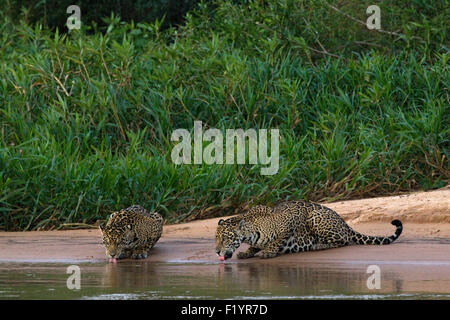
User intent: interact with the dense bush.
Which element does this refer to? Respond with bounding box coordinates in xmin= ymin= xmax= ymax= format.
xmin=0 ymin=0 xmax=448 ymax=230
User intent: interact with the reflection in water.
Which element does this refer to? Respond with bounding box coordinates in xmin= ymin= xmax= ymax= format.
xmin=101 ymin=263 xmax=163 ymax=289
xmin=0 ymin=261 xmax=448 ymax=299
xmin=216 ymin=262 xmax=396 ymax=297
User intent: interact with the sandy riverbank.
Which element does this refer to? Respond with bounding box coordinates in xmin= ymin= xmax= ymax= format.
xmin=0 ymin=188 xmax=448 ymax=263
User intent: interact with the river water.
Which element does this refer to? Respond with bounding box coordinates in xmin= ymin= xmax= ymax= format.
xmin=1 ymin=259 xmax=449 ymax=299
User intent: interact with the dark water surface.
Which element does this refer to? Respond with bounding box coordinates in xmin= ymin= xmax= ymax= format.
xmin=0 ymin=260 xmax=449 ymax=299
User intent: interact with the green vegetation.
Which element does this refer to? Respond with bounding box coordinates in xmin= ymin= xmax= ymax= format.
xmin=1 ymin=0 xmax=449 ymax=230
xmin=6 ymin=0 xmax=200 ymax=30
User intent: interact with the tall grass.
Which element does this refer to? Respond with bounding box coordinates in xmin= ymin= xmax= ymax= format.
xmin=0 ymin=0 xmax=449 ymax=230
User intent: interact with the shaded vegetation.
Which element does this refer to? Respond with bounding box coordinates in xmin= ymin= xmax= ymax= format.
xmin=5 ymin=0 xmax=200 ymax=30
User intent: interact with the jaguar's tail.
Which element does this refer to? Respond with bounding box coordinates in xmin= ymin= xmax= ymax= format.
xmin=351 ymin=220 xmax=403 ymax=245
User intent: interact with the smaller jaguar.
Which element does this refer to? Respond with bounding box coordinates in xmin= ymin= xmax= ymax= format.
xmin=100 ymin=205 xmax=163 ymax=262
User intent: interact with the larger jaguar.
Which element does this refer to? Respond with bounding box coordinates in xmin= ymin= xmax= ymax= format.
xmin=215 ymin=201 xmax=402 ymax=260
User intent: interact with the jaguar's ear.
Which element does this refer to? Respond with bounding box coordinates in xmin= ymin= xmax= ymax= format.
xmin=218 ymin=219 xmax=225 ymax=226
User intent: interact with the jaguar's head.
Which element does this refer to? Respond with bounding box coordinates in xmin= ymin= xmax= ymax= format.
xmin=99 ymin=211 xmax=137 ymax=259
xmin=215 ymin=217 xmax=246 ymax=260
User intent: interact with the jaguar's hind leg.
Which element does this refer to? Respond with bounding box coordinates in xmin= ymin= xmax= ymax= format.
xmin=308 ymin=207 xmax=354 ymax=246
xmin=285 ymin=235 xmax=316 ymax=253
xmin=286 ymin=234 xmax=347 ymax=253
xmin=311 ymin=241 xmax=347 ymax=250
xmin=314 ymin=232 xmax=351 ymax=249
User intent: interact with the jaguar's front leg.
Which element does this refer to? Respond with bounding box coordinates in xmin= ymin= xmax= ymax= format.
xmin=117 ymin=250 xmax=131 ymax=259
xmin=131 ymin=247 xmax=148 ymax=259
xmin=260 ymin=236 xmax=287 ymax=259
xmin=237 ymin=246 xmax=260 ymax=259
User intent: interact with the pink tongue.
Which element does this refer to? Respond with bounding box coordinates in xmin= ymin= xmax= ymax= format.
xmin=218 ymin=256 xmax=225 ymax=261
xmin=109 ymin=258 xmax=117 ymax=263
